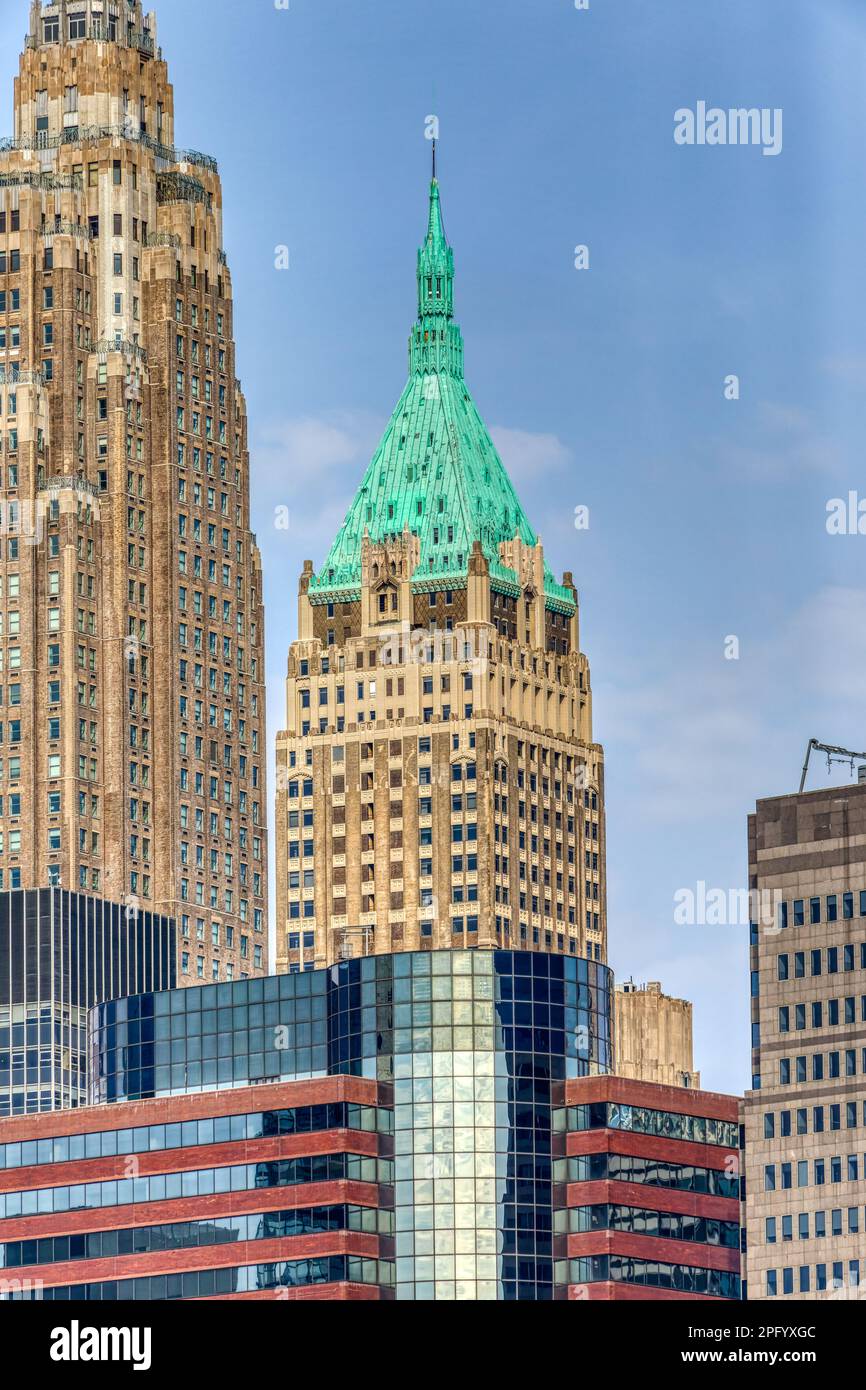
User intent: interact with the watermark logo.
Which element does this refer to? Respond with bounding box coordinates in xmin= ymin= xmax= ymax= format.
xmin=0 ymin=483 xmax=102 ymax=548
xmin=827 ymin=1275 xmax=866 ymax=1302
xmin=674 ymin=882 xmax=783 ymax=928
xmin=0 ymin=1276 xmax=43 ymax=1300
xmin=50 ymin=1322 xmax=152 ymax=1372
xmin=674 ymin=102 xmax=783 ymax=157
xmin=378 ymin=622 xmax=489 ymax=672
xmin=124 ymin=635 xmax=141 ymax=669
xmin=826 ymin=492 xmax=866 ymax=536
xmin=123 ymin=893 xmax=141 ymax=927
xmin=0 ymin=499 xmax=45 ymax=547
xmin=574 ymin=244 xmax=590 ymax=271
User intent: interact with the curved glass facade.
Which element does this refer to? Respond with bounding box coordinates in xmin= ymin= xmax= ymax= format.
xmin=90 ymin=949 xmax=613 ymax=1301
xmin=90 ymin=950 xmax=612 ymax=1101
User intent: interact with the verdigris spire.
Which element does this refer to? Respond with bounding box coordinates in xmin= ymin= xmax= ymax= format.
xmin=410 ymin=170 xmax=463 ymax=376
xmin=308 ymin=162 xmax=575 ymax=614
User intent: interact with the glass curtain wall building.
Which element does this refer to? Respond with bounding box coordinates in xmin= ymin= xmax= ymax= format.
xmin=0 ymin=889 xmax=175 ymax=1116
xmin=91 ymin=948 xmax=612 ymax=1300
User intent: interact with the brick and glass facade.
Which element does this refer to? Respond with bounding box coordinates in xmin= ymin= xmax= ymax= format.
xmin=0 ymin=949 xmax=741 ymax=1301
xmin=0 ymin=1076 xmax=394 ymax=1301
xmin=557 ymin=1077 xmax=741 ymax=1301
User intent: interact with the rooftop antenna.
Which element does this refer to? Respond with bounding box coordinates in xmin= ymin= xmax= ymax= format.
xmin=799 ymin=739 xmax=866 ymax=794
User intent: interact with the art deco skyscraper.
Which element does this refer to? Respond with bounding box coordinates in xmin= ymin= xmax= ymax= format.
xmin=0 ymin=2 xmax=267 ymax=985
xmin=276 ymin=170 xmax=606 ymax=972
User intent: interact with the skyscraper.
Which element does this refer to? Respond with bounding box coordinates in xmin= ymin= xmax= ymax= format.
xmin=742 ymin=783 xmax=866 ymax=1300
xmin=0 ymin=888 xmax=175 ymax=1114
xmin=276 ymin=169 xmax=605 ymax=972
xmin=0 ymin=3 xmax=267 ymax=994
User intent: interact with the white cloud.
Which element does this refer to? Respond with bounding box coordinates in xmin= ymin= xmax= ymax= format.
xmin=599 ymin=585 xmax=866 ymax=823
xmin=490 ymin=426 xmax=571 ymax=489
xmin=250 ymin=410 xmax=382 ymax=560
xmin=253 ymin=411 xmax=381 ymax=497
xmin=786 ymin=586 xmax=866 ymax=702
xmin=823 ymin=356 xmax=866 ymax=388
xmin=719 ymin=401 xmax=844 ymax=480
xmin=757 ymin=401 xmax=812 ymax=434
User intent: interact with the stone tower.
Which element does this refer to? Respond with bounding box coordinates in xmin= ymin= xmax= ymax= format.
xmin=0 ymin=2 xmax=267 ymax=985
xmin=276 ymin=168 xmax=605 ymax=972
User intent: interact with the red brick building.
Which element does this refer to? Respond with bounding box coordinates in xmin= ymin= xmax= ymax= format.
xmin=0 ymin=1077 xmax=395 ymax=1301
xmin=0 ymin=1070 xmax=741 ymax=1302
xmin=556 ymin=1077 xmax=741 ymax=1300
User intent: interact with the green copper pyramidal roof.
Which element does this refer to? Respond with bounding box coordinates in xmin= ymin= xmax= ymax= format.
xmin=309 ymin=173 xmax=575 ymax=613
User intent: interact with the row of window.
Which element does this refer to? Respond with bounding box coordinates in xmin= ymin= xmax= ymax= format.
xmin=0 ymin=1203 xmax=388 ymax=1271
xmin=779 ymin=995 xmax=866 ymax=1032
xmin=765 ymin=1263 xmax=862 ymax=1297
xmin=765 ymin=1206 xmax=866 ymax=1243
xmin=764 ymin=1100 xmax=866 ymax=1138
xmin=778 ymin=892 xmax=866 ymax=928
xmin=763 ymin=1153 xmax=865 ymax=1191
xmin=39 ymin=13 xmax=141 ymax=43
xmin=776 ymin=1048 xmax=866 ymax=1085
xmin=180 ymin=948 xmax=263 ymax=978
xmin=0 ymin=1153 xmax=392 ymax=1220
xmin=570 ymin=1203 xmax=739 ymax=1248
xmin=777 ymin=943 xmax=866 ymax=979
xmin=4 ymin=1256 xmax=391 ymax=1301
xmin=558 ymin=1101 xmax=738 ymax=1150
xmin=559 ymin=1151 xmax=739 ymax=1199
xmin=569 ymin=1255 xmax=740 ymax=1300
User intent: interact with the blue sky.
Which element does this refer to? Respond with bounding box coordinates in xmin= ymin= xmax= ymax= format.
xmin=3 ymin=0 xmax=866 ymax=1093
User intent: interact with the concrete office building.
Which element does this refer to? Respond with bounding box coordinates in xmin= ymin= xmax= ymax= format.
xmin=742 ymin=784 xmax=866 ymax=1299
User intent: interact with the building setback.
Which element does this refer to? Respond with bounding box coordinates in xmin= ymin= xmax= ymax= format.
xmin=276 ymin=172 xmax=605 ymax=972
xmin=0 ymin=1 xmax=267 ymax=994
xmin=742 ymin=783 xmax=866 ymax=1300
xmin=0 ymin=948 xmax=741 ymax=1301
